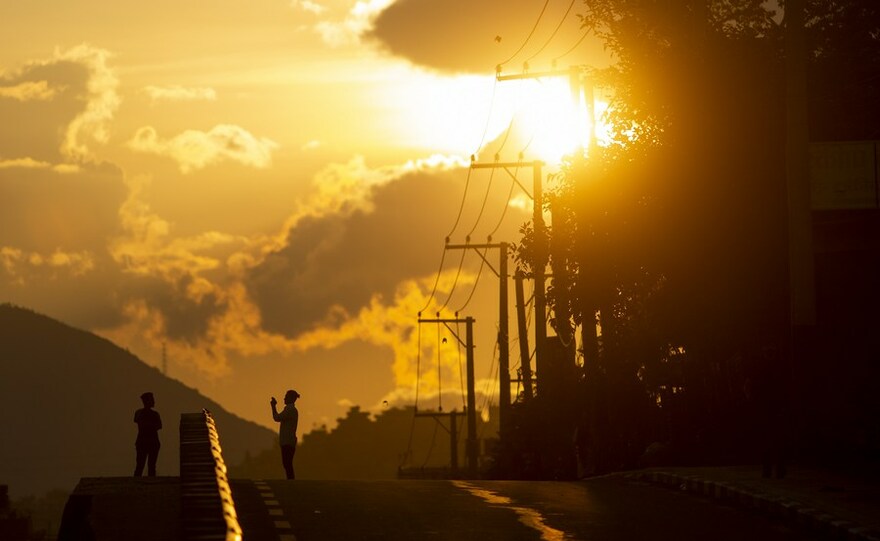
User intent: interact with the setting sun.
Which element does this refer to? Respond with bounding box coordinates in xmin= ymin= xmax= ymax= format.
xmin=482 ymin=74 xmax=612 ymax=165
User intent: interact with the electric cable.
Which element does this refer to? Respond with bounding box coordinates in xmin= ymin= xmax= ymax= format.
xmin=437 ymin=319 xmax=443 ymax=411
xmin=401 ymin=322 xmax=425 ymax=468
xmin=438 ymin=247 xmax=468 ymax=313
xmin=477 ymin=340 xmax=500 ymax=439
xmin=552 ymin=28 xmax=591 ymax=65
xmin=526 ymin=0 xmax=577 ymax=64
xmin=418 ymin=249 xmax=448 ymax=315
xmin=455 ymin=245 xmax=489 ymax=313
xmin=446 ymin=159 xmax=475 ymax=240
xmin=498 ymin=0 xmax=553 ymax=67
xmin=466 ymin=164 xmax=497 ymax=240
xmin=421 ymin=420 xmax=440 ymax=468
xmin=474 ymin=77 xmax=499 ymax=156
xmin=488 ymin=164 xmax=521 ymax=240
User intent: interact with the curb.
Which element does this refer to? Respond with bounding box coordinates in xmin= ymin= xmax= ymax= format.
xmin=623 ymin=471 xmax=880 ymax=541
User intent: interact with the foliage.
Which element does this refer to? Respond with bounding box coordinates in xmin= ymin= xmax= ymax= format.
xmin=509 ymin=0 xmax=880 ymax=474
xmin=9 ymin=489 xmax=70 ymax=541
xmin=232 ymin=405 xmax=500 ymax=479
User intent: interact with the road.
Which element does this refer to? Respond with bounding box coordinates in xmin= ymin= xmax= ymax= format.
xmin=230 ymin=476 xmax=819 ymax=541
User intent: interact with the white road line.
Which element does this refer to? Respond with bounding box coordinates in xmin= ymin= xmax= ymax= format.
xmin=274 ymin=520 xmax=292 ymax=529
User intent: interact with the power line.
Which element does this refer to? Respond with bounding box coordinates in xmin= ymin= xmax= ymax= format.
xmin=552 ymin=28 xmax=591 ymax=66
xmin=466 ymin=166 xmax=497 ymax=239
xmin=455 ymin=245 xmax=489 ymax=313
xmin=438 ymin=247 xmax=468 ymax=313
xmin=526 ymin=0 xmax=578 ymax=64
xmin=474 ymin=77 xmax=499 ymax=156
xmin=498 ymin=0 xmax=553 ymax=68
xmin=437 ymin=320 xmax=443 ymax=411
xmin=446 ymin=159 xmax=476 ymax=240
xmin=488 ymin=166 xmax=520 ymax=239
xmin=418 ymin=248 xmax=448 ymax=315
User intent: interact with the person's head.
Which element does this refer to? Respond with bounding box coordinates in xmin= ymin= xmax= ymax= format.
xmin=140 ymin=392 xmax=155 ymax=408
xmin=284 ymin=390 xmax=300 ymax=404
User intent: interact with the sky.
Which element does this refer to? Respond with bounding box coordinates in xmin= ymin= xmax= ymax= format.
xmin=0 ymin=0 xmax=611 ymax=435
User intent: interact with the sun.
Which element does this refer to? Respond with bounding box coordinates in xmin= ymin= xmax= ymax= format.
xmin=370 ymin=65 xmax=612 ymax=164
xmin=513 ymin=77 xmax=611 ymax=164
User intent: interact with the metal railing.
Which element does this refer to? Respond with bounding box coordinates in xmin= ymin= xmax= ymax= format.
xmin=180 ymin=410 xmax=242 ymax=541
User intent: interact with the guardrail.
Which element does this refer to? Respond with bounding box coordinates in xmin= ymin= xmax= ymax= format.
xmin=180 ymin=410 xmax=242 ymax=541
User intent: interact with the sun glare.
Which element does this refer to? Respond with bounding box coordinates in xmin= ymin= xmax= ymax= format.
xmin=375 ymin=64 xmax=612 ymax=165
xmin=514 ymin=78 xmax=612 ymax=164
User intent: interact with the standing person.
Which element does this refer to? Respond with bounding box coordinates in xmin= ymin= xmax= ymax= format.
xmin=270 ymin=390 xmax=300 ymax=480
xmin=133 ymin=392 xmax=162 ymax=477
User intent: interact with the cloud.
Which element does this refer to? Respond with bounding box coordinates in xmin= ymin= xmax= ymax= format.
xmin=54 ymin=44 xmax=120 ymax=160
xmin=368 ymin=0 xmax=604 ymax=73
xmin=127 ymin=124 xmax=279 ymax=173
xmin=143 ymin=85 xmax=217 ymax=103
xmin=315 ymin=0 xmax=394 ymax=47
xmin=0 ymin=157 xmax=80 ymax=174
xmin=0 ymin=45 xmax=117 ymax=164
xmin=291 ymin=0 xmax=327 ymax=15
xmin=301 ymin=139 xmax=322 ymax=151
xmin=96 ymin=151 xmax=526 ymax=380
xmin=0 ymin=247 xmax=95 ymax=283
xmin=0 ymin=80 xmax=60 ymax=101
xmin=246 ymin=153 xmax=522 ymax=339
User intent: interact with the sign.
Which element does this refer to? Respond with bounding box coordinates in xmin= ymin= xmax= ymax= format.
xmin=810 ymin=141 xmax=878 ymax=210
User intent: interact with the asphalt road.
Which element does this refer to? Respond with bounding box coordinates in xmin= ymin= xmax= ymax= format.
xmin=230 ymin=476 xmax=820 ymax=541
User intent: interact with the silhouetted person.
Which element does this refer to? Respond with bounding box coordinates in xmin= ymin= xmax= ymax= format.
xmin=133 ymin=392 xmax=162 ymax=477
xmin=271 ymin=390 xmax=300 ymax=479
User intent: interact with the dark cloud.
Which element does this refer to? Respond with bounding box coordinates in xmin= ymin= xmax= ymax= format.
xmin=369 ymin=0 xmax=605 ymax=74
xmin=0 ymin=60 xmax=91 ymax=162
xmin=247 ymin=166 xmax=529 ymax=337
xmin=126 ymin=275 xmax=226 ymax=343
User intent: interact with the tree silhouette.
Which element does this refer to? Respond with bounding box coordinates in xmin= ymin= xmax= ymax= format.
xmin=509 ymin=0 xmax=880 ymax=474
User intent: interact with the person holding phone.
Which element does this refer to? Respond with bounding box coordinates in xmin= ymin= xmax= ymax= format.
xmin=270 ymin=390 xmax=300 ymax=479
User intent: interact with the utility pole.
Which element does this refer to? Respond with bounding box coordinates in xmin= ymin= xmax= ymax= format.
xmin=491 ymin=65 xmax=595 ymax=395
xmin=414 ymin=409 xmax=460 ymax=472
xmin=471 ymin=161 xmax=546 ymax=398
xmin=514 ymin=270 xmax=534 ymax=400
xmin=444 ymin=242 xmax=511 ymax=439
xmin=418 ymin=316 xmax=478 ymax=475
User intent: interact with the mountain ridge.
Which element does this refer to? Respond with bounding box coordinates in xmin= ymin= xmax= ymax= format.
xmin=0 ymin=303 xmax=276 ymax=497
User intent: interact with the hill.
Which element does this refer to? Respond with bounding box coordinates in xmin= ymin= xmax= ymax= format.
xmin=0 ymin=303 xmax=276 ymax=497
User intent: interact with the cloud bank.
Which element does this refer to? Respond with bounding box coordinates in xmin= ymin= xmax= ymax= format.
xmin=368 ymin=0 xmax=602 ymax=73
xmin=128 ymin=124 xmax=279 ymax=172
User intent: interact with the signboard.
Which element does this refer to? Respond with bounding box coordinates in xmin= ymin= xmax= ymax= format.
xmin=810 ymin=141 xmax=878 ymax=210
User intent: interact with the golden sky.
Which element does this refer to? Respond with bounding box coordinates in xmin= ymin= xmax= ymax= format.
xmin=0 ymin=0 xmax=609 ymax=433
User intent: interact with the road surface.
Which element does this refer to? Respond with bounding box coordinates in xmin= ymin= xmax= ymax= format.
xmin=230 ymin=476 xmax=819 ymax=541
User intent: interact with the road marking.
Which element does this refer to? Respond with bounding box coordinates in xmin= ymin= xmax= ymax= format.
xmin=452 ymin=481 xmax=568 ymax=541
xmin=254 ymin=482 xmax=295 ymax=538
